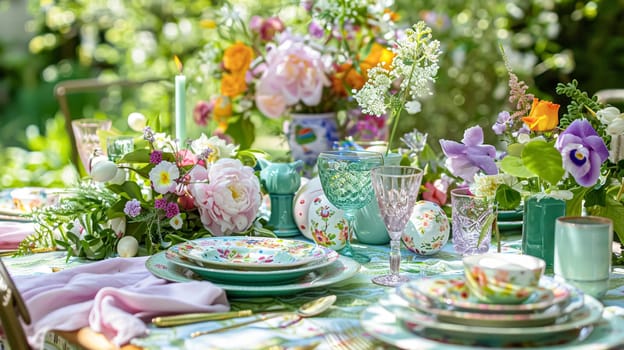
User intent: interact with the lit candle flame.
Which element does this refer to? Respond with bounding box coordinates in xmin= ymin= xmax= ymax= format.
xmin=174 ymin=55 xmax=183 ymax=73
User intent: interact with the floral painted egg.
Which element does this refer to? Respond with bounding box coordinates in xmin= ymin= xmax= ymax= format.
xmin=307 ymin=194 xmax=349 ymax=251
xmin=402 ymin=200 xmax=450 ymax=256
xmin=293 ymin=177 xmax=323 ymax=239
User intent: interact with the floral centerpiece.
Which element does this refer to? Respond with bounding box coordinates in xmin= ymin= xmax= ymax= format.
xmin=19 ymin=117 xmax=269 ymax=260
xmin=189 ymin=1 xmax=403 ymax=151
xmin=439 ymin=56 xmax=624 ymax=249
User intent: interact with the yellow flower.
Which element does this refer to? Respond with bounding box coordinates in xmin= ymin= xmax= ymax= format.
xmin=221 ymin=72 xmax=247 ymax=97
xmin=522 ymin=98 xmax=560 ymax=131
xmin=213 ymin=95 xmax=232 ymax=130
xmin=223 ymin=42 xmax=254 ymax=73
xmin=200 ymin=19 xmax=217 ymax=29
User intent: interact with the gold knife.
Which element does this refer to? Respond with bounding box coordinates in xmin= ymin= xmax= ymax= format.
xmin=152 ymin=309 xmax=253 ymax=327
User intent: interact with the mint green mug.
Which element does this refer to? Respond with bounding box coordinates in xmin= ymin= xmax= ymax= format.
xmin=554 ymin=216 xmax=613 ymax=298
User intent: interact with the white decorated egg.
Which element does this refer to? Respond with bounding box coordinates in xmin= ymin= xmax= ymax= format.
xmin=117 ymin=236 xmax=139 ymax=257
xmin=402 ymin=200 xmax=450 ymax=256
xmin=293 ymin=177 xmax=323 ymax=239
xmin=307 ymin=194 xmax=349 ymax=251
xmin=90 ymin=160 xmax=118 ymax=182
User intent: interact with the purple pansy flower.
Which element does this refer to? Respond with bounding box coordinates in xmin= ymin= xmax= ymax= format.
xmin=440 ymin=126 xmax=498 ymax=183
xmin=555 ymin=119 xmax=609 ymax=187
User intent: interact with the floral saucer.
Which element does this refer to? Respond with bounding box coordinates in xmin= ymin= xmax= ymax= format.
xmin=361 ymin=293 xmax=622 ymax=349
xmin=176 ymin=236 xmax=326 ymax=270
xmin=165 ymin=244 xmax=338 ymax=285
xmin=402 ymin=274 xmax=571 ymax=314
xmin=397 ymin=280 xmax=583 ymax=328
xmin=146 ymin=251 xmax=360 ymax=297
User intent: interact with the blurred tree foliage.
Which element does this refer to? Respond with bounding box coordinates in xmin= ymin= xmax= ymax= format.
xmin=0 ymin=0 xmax=623 ymax=187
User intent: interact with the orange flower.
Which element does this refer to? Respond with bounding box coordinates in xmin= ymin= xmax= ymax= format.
xmin=522 ymin=98 xmax=560 ymax=131
xmin=220 ymin=72 xmax=247 ymax=97
xmin=212 ymin=95 xmax=232 ymax=130
xmin=360 ymin=43 xmax=394 ymax=77
xmin=332 ymin=44 xmax=394 ymax=95
xmin=331 ymin=63 xmax=365 ymax=95
xmin=383 ymin=9 xmax=401 ymax=22
xmin=223 ymin=42 xmax=254 ymax=73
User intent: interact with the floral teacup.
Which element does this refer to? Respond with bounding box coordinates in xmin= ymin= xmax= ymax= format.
xmin=307 ymin=194 xmax=349 ymax=251
xmin=463 ymin=253 xmax=545 ymax=304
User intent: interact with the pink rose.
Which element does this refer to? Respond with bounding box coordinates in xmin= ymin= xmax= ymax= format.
xmin=177 ymin=150 xmax=198 ymax=167
xmin=193 ymin=100 xmax=215 ymax=126
xmin=255 ymin=38 xmax=330 ymax=114
xmin=255 ymin=78 xmax=287 ymax=118
xmin=189 ymin=158 xmax=261 ymax=236
xmin=422 ymin=179 xmax=449 ymax=206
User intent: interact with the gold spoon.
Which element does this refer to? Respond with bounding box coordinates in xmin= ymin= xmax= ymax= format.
xmin=190 ymin=295 xmax=337 ymax=338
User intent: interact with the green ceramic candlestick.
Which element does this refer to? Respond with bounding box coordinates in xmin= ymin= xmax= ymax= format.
xmin=258 ymin=159 xmax=303 ymax=237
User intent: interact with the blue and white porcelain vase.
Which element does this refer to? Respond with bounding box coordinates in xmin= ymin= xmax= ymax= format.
xmin=287 ymin=112 xmax=339 ymax=176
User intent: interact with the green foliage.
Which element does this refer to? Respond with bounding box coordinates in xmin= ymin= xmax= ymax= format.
xmin=521 ymin=140 xmax=565 ymax=186
xmin=0 ymin=114 xmax=77 ymax=189
xmin=495 ymin=184 xmax=521 ymax=210
xmin=556 ymin=80 xmax=602 ymax=129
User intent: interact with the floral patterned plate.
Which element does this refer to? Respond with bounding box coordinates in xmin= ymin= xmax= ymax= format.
xmin=176 ymin=237 xmax=327 ymax=270
xmin=403 ymin=274 xmax=571 ymax=314
xmin=397 ymin=278 xmax=583 ymax=327
xmin=146 ymin=251 xmax=360 ymax=297
xmin=362 ymin=293 xmax=622 ymax=349
xmin=165 ymin=244 xmax=339 ymax=285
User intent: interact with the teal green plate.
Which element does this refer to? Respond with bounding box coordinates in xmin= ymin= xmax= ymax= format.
xmin=498 ymin=209 xmax=523 ymax=221
xmin=146 ymin=251 xmax=360 ymax=297
xmin=498 ymin=220 xmax=523 ymax=231
xmin=165 ymin=245 xmax=339 ymax=285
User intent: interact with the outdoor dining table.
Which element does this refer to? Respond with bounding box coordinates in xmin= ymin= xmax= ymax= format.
xmin=2 ymin=229 xmax=624 ymax=349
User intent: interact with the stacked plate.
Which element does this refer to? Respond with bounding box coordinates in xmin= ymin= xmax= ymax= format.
xmin=498 ymin=208 xmax=523 ymax=234
xmin=361 ymin=274 xmax=624 ymax=348
xmin=145 ymin=236 xmax=360 ymax=297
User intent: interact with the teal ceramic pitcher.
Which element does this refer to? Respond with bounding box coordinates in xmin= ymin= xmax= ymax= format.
xmin=258 ymin=159 xmax=304 ymax=237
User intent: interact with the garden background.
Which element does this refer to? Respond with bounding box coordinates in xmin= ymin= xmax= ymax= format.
xmin=1 ymin=0 xmax=623 ymax=188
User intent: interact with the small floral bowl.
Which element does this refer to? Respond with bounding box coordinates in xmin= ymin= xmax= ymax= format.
xmin=463 ymin=253 xmax=545 ymax=304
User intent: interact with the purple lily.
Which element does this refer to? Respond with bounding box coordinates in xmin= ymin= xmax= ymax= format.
xmin=555 ymin=119 xmax=609 ymax=187
xmin=440 ymin=126 xmax=498 ymax=183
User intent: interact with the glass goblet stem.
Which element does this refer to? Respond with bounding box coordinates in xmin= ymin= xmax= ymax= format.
xmin=389 ymin=236 xmax=402 ymax=280
xmin=338 ymin=209 xmax=371 ymax=263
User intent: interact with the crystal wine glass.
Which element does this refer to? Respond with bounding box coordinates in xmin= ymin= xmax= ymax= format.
xmin=317 ymin=150 xmax=383 ymax=263
xmin=371 ymin=166 xmax=423 ymax=286
xmin=71 ymin=118 xmax=112 ymax=173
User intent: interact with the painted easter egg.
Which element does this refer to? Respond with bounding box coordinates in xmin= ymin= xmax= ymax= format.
xmin=402 ymin=200 xmax=450 ymax=256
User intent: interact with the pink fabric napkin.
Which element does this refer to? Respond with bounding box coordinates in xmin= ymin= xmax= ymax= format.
xmin=13 ymin=256 xmax=229 ymax=348
xmin=0 ymin=221 xmax=34 ymax=249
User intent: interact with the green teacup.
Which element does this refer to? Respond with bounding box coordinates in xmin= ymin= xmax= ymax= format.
xmin=463 ymin=253 xmax=545 ymax=304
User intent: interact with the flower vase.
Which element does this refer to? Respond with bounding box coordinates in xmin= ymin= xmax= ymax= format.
xmin=287 ymin=112 xmax=339 ymax=176
xmin=522 ymin=195 xmax=566 ymax=268
xmin=451 ymin=188 xmax=494 ymax=255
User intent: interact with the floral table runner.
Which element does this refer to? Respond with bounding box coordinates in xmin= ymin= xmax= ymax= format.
xmin=3 ymin=239 xmax=624 ymax=350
